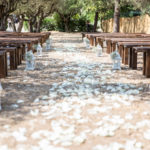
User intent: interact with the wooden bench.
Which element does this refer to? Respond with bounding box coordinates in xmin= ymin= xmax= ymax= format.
xmin=91 ymin=33 xmax=146 ymax=47
xmin=133 ymin=47 xmax=150 ymax=78
xmin=81 ymin=32 xmax=101 ymax=41
xmin=0 ymin=31 xmax=51 ymax=44
xmin=0 ymin=40 xmax=34 ymax=78
xmin=0 ymin=47 xmax=17 ymax=70
xmin=0 ymin=31 xmax=51 ymax=78
xmin=117 ymin=42 xmax=150 ymax=67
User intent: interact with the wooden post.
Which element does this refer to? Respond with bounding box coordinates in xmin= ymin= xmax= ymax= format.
xmin=143 ymin=52 xmax=146 ymax=75
xmin=112 ymin=43 xmax=116 ymax=52
xmin=107 ymin=41 xmax=111 ymax=54
xmin=119 ymin=45 xmax=123 ymax=59
xmin=131 ymin=49 xmax=137 ymax=69
xmin=129 ymin=48 xmax=132 ymax=68
xmin=124 ymin=47 xmax=128 ymax=65
xmin=9 ymin=50 xmax=16 ymax=70
xmin=0 ymin=51 xmax=7 ymax=78
xmin=22 ymin=45 xmax=25 ymax=60
xmin=146 ymin=52 xmax=150 ymax=78
xmin=94 ymin=37 xmax=96 ymax=46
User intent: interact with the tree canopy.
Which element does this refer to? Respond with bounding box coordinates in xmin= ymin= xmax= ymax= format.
xmin=0 ymin=0 xmax=149 ymax=32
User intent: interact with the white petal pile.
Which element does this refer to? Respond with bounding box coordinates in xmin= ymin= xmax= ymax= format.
xmin=93 ymin=140 xmax=143 ymax=150
xmin=30 ymin=109 xmax=39 ymax=116
xmin=11 ymin=104 xmax=19 ymax=109
xmin=0 ymin=145 xmax=9 ymax=150
xmin=144 ymin=129 xmax=150 ymax=140
xmin=11 ymin=128 xmax=27 ymax=142
xmin=17 ymin=100 xmax=24 ymax=103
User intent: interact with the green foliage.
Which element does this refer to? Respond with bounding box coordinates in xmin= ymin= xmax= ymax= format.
xmin=75 ymin=16 xmax=87 ymax=32
xmin=41 ymin=13 xmax=89 ymax=32
xmin=54 ymin=13 xmax=65 ymax=32
xmin=41 ymin=18 xmax=56 ymax=31
xmin=23 ymin=21 xmax=29 ymax=30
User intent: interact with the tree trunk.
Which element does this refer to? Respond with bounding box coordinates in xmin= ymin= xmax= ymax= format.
xmin=9 ymin=16 xmax=16 ymax=32
xmin=17 ymin=15 xmax=24 ymax=32
xmin=36 ymin=20 xmax=42 ymax=33
xmin=29 ymin=21 xmax=34 ymax=32
xmin=113 ymin=0 xmax=120 ymax=33
xmin=0 ymin=16 xmax=7 ymax=31
xmin=100 ymin=17 xmax=104 ymax=32
xmin=64 ymin=22 xmax=69 ymax=32
xmin=64 ymin=18 xmax=70 ymax=32
xmin=93 ymin=11 xmax=99 ymax=32
xmin=17 ymin=19 xmax=23 ymax=32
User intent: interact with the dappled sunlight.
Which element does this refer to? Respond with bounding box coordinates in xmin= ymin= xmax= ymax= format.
xmin=0 ymin=32 xmax=150 ymax=150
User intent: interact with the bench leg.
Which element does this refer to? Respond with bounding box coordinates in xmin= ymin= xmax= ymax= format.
xmin=16 ymin=48 xmax=20 ymax=66
xmin=122 ymin=47 xmax=125 ymax=64
xmin=10 ymin=51 xmax=16 ymax=70
xmin=90 ymin=37 xmax=94 ymax=46
xmin=118 ymin=45 xmax=123 ymax=63
xmin=19 ymin=47 xmax=22 ymax=64
xmin=131 ymin=49 xmax=137 ymax=69
xmin=129 ymin=48 xmax=132 ymax=68
xmin=94 ymin=37 xmax=96 ymax=46
xmin=112 ymin=43 xmax=115 ymax=52
xmin=0 ymin=53 xmax=7 ymax=78
xmin=143 ymin=52 xmax=146 ymax=75
xmin=107 ymin=41 xmax=111 ymax=54
xmin=146 ymin=52 xmax=150 ymax=78
xmin=124 ymin=47 xmax=128 ymax=65
xmin=14 ymin=49 xmax=18 ymax=69
xmin=22 ymin=45 xmax=25 ymax=60
xmin=4 ymin=52 xmax=7 ymax=76
xmin=118 ymin=45 xmax=121 ymax=57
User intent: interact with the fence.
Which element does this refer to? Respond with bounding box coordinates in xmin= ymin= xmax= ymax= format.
xmin=102 ymin=14 xmax=150 ymax=34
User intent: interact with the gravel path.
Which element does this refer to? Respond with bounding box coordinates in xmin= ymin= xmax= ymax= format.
xmin=0 ymin=31 xmax=150 ymax=150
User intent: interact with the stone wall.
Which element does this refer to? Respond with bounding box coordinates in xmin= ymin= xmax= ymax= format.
xmin=102 ymin=14 xmax=150 ymax=33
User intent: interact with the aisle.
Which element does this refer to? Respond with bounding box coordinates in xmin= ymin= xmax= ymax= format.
xmin=0 ymin=32 xmax=150 ymax=150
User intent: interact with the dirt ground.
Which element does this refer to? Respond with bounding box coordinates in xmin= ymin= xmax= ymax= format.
xmin=0 ymin=31 xmax=150 ymax=150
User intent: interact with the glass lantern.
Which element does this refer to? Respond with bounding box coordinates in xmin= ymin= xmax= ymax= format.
xmin=25 ymin=50 xmax=35 ymax=70
xmin=46 ymin=38 xmax=51 ymax=51
xmin=96 ymin=44 xmax=103 ymax=57
xmin=83 ymin=37 xmax=90 ymax=49
xmin=110 ymin=45 xmax=122 ymax=70
xmin=112 ymin=56 xmax=122 ymax=70
xmin=36 ymin=43 xmax=42 ymax=56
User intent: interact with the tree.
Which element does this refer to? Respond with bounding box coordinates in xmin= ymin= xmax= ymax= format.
xmin=82 ymin=0 xmax=114 ymax=32
xmin=13 ymin=0 xmax=57 ymax=32
xmin=56 ymin=0 xmax=83 ymax=32
xmin=130 ymin=0 xmax=150 ymax=15
xmin=113 ymin=0 xmax=120 ymax=32
xmin=0 ymin=0 xmax=28 ymax=31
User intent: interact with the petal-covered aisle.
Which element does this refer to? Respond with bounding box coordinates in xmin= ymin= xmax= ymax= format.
xmin=1 ymin=32 xmax=150 ymax=150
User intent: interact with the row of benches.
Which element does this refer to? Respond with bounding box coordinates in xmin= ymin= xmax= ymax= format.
xmin=0 ymin=31 xmax=51 ymax=78
xmin=82 ymin=32 xmax=150 ymax=78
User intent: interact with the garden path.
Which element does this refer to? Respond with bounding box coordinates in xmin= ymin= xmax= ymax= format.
xmin=0 ymin=32 xmax=150 ymax=150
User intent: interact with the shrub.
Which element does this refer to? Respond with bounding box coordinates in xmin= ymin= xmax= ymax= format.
xmin=41 ymin=17 xmax=56 ymax=31
xmin=41 ymin=14 xmax=92 ymax=32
